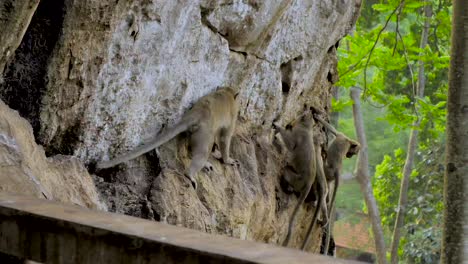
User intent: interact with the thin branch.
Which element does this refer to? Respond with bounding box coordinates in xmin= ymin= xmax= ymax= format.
xmin=340 ymin=52 xmax=369 ymax=77
xmin=392 ymin=4 xmax=403 ymax=56
xmin=341 ymin=1 xmax=404 ymax=79
xmin=397 ymin=31 xmax=416 ymax=102
xmin=363 ymin=0 xmax=404 ymax=96
xmin=366 ymin=100 xmax=389 ymax=109
xmin=431 ymin=22 xmax=440 ymax=52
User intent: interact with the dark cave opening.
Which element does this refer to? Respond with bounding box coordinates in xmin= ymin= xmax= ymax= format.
xmin=0 ymin=0 xmax=66 ymax=137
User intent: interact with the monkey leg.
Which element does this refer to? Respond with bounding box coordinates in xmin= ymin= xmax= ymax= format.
xmin=203 ymin=161 xmax=214 ymax=172
xmin=283 ymin=180 xmax=313 ymax=247
xmin=315 ymin=148 xmax=329 ymax=226
xmin=301 ymin=184 xmax=323 ymax=251
xmin=279 ymin=166 xmax=299 ymax=194
xmin=323 ymin=204 xmax=336 ymax=255
xmin=319 ymin=190 xmax=328 ymax=227
xmin=275 ymin=126 xmax=296 ymax=152
xmin=324 ymin=175 xmax=339 ymax=254
xmin=283 ymin=165 xmax=303 ymax=193
xmin=186 ymin=128 xmax=213 ymax=190
xmin=211 ymin=148 xmax=238 ymax=166
xmin=327 ymin=173 xmax=339 ymax=214
xmin=219 ymin=126 xmax=239 ymax=166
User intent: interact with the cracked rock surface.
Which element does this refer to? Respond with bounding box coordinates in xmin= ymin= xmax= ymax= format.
xmin=1 ymin=0 xmax=361 ymax=251
xmin=0 ymin=100 xmax=106 ymax=210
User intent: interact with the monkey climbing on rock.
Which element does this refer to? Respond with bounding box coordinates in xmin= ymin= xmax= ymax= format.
xmin=313 ymin=114 xmax=360 ymax=253
xmin=97 ymin=87 xmax=240 ymax=190
xmin=301 ymin=141 xmax=329 ymax=250
xmin=273 ymin=110 xmax=328 ymax=248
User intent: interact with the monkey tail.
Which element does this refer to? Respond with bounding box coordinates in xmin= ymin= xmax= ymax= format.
xmin=323 ymin=205 xmax=335 ymax=255
xmin=301 ymin=184 xmax=323 ymax=250
xmin=314 ymin=115 xmax=338 ymax=136
xmin=282 ymin=182 xmax=312 ymax=247
xmin=323 ymin=174 xmax=339 ymax=253
xmin=329 ymin=173 xmax=339 ymax=215
xmin=97 ymin=113 xmax=200 ymax=169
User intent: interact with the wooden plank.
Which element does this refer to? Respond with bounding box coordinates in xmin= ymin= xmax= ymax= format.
xmin=0 ymin=192 xmax=361 ymax=264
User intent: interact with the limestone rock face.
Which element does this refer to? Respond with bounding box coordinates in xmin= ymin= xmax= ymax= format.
xmin=0 ymin=0 xmax=40 ymax=77
xmin=7 ymin=0 xmax=360 ymax=251
xmin=0 ymin=100 xmax=106 ymax=210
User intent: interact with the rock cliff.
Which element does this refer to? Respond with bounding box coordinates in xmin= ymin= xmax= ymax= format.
xmin=0 ymin=0 xmax=360 ymax=251
xmin=0 ymin=100 xmax=106 ymax=210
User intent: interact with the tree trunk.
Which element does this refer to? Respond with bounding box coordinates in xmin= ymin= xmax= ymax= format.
xmin=441 ymin=0 xmax=467 ymax=262
xmin=350 ymin=87 xmax=388 ymax=264
xmin=390 ymin=4 xmax=432 ymax=263
xmin=0 ymin=0 xmax=40 ymax=78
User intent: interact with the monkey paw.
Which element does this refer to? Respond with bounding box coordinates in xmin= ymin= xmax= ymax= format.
xmin=203 ymin=161 xmax=214 ymax=172
xmin=224 ymin=158 xmax=240 ymax=167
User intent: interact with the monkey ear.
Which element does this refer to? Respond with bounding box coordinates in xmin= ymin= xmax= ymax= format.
xmin=224 ymin=86 xmax=240 ymax=99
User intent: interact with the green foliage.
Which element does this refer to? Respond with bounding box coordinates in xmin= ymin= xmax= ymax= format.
xmin=337 ymin=0 xmax=451 ymax=102
xmin=417 ymin=96 xmax=447 ymax=140
xmin=374 ymin=144 xmax=444 ymax=263
xmin=403 ymin=227 xmax=441 ymax=263
xmin=333 ymin=94 xmax=409 ymax=175
xmin=334 ymin=0 xmax=451 ymax=262
xmin=374 ymin=148 xmax=406 ymax=227
xmin=331 ymin=96 xmax=353 ymax=112
xmin=379 ymin=94 xmax=415 ymax=131
xmin=336 ymin=180 xmax=363 ymax=214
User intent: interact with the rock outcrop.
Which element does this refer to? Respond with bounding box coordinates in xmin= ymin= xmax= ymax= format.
xmin=1 ymin=0 xmax=361 ymax=251
xmin=0 ymin=100 xmax=106 ymax=210
xmin=0 ymin=0 xmax=39 ymax=77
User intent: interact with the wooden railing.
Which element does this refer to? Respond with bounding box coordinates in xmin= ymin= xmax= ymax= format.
xmin=0 ymin=192 xmax=359 ymax=264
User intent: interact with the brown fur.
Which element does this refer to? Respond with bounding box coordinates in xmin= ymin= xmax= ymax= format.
xmin=314 ymin=115 xmax=360 ymax=253
xmin=97 ymin=87 xmax=240 ymax=189
xmin=274 ymin=111 xmax=328 ymax=248
xmin=301 ymin=142 xmax=329 ymax=250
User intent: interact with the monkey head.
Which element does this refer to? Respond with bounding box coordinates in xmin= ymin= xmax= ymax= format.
xmin=300 ymin=112 xmax=315 ymax=128
xmin=295 ymin=104 xmax=314 ymax=128
xmin=219 ymin=86 xmax=240 ymax=99
xmin=345 ymin=140 xmax=360 ymax=158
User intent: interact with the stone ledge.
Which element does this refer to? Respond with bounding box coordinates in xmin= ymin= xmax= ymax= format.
xmin=0 ymin=192 xmax=360 ymax=264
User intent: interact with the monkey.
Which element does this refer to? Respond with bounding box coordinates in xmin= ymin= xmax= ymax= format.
xmin=273 ymin=110 xmax=328 ymax=248
xmin=300 ymin=141 xmax=329 ymax=250
xmin=313 ymin=114 xmax=360 ymax=254
xmin=97 ymin=87 xmax=240 ymax=190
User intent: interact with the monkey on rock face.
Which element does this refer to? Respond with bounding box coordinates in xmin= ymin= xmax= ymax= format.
xmin=97 ymin=87 xmax=240 ymax=190
xmin=274 ymin=109 xmax=328 ymax=249
xmin=314 ymin=114 xmax=360 ymax=254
